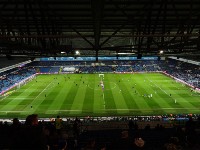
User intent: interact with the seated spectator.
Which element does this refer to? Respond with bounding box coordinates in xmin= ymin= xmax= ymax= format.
xmin=73 ymin=117 xmax=81 ymax=139
xmin=133 ymin=137 xmax=145 ymax=149
xmin=128 ymin=119 xmax=134 ymax=130
xmin=111 ymin=130 xmax=132 ymax=150
xmin=164 ymin=137 xmax=182 ymax=150
xmin=83 ymin=138 xmax=96 ymax=150
xmin=55 ymin=115 xmax=63 ymax=135
xmin=11 ymin=114 xmax=48 ymax=150
xmin=145 ymin=124 xmax=150 ymax=130
xmin=11 ymin=118 xmax=21 ymax=129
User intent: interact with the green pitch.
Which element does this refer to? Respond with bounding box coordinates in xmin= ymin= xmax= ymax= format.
xmin=0 ymin=73 xmax=200 ymax=119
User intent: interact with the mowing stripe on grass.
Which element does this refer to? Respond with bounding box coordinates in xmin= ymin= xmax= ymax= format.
xmin=131 ymin=78 xmax=156 ymax=112
xmin=11 ymin=84 xmax=48 ymax=112
xmin=47 ymin=80 xmax=73 ymax=114
xmin=110 ymin=80 xmax=129 ymax=114
xmin=0 ymin=84 xmax=46 ymax=111
xmin=154 ymin=78 xmax=197 ymax=110
xmin=82 ymin=75 xmax=95 ymax=115
xmin=59 ymin=79 xmax=81 ymax=112
xmin=115 ymin=77 xmax=140 ymax=110
xmin=69 ymin=82 xmax=87 ymax=115
xmin=173 ymin=92 xmax=199 ymax=109
xmin=93 ymin=74 xmax=106 ymax=114
xmin=21 ymin=80 xmax=55 ymax=114
xmin=103 ymin=75 xmax=117 ymax=115
xmin=142 ymin=75 xmax=184 ymax=114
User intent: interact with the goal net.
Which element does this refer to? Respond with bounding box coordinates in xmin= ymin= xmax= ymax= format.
xmin=99 ymin=74 xmax=104 ymax=81
xmin=16 ymin=75 xmax=36 ymax=89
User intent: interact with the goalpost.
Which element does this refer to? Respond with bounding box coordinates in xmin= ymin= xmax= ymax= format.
xmin=99 ymin=74 xmax=104 ymax=81
xmin=16 ymin=75 xmax=36 ymax=89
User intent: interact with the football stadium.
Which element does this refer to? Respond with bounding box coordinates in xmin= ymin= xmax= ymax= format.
xmin=0 ymin=0 xmax=200 ymax=150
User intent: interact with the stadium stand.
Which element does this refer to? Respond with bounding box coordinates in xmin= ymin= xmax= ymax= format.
xmin=0 ymin=67 xmax=36 ymax=93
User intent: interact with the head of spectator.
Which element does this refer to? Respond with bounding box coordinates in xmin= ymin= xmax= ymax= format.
xmin=12 ymin=117 xmax=21 ymax=128
xmin=84 ymin=138 xmax=96 ymax=150
xmin=133 ymin=132 xmax=145 ymax=149
xmin=164 ymin=137 xmax=181 ymax=150
xmin=25 ymin=114 xmax=38 ymax=126
xmin=12 ymin=118 xmax=19 ymax=125
xmin=121 ymin=130 xmax=129 ymax=139
xmin=134 ymin=138 xmax=145 ymax=148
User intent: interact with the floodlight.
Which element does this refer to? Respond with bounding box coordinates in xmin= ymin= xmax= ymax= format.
xmin=75 ymin=51 xmax=80 ymax=55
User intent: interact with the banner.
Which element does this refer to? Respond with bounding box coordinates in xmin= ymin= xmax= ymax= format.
xmin=40 ymin=56 xmax=158 ymax=61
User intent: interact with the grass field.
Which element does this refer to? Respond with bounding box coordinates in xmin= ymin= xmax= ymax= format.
xmin=0 ymin=73 xmax=200 ymax=119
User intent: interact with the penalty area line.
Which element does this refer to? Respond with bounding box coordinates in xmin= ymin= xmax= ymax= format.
xmin=0 ymin=110 xmax=29 ymax=113
xmin=145 ymin=77 xmax=177 ymax=103
xmin=27 ymin=80 xmax=55 ymax=107
xmin=46 ymin=110 xmax=82 ymax=112
xmin=5 ymin=97 xmax=35 ymax=100
xmin=101 ymin=108 xmax=200 ymax=111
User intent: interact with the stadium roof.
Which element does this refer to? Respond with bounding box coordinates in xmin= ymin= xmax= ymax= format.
xmin=0 ymin=0 xmax=200 ymax=57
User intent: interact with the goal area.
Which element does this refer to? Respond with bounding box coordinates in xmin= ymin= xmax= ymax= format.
xmin=99 ymin=74 xmax=104 ymax=81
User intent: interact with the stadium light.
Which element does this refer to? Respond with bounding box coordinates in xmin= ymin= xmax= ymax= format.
xmin=159 ymin=50 xmax=164 ymax=54
xmin=75 ymin=50 xmax=80 ymax=55
xmin=119 ymin=53 xmax=135 ymax=55
xmin=61 ymin=51 xmax=66 ymax=54
xmin=115 ymin=53 xmax=135 ymax=55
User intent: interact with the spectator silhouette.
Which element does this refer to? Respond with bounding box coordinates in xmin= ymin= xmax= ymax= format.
xmin=83 ymin=138 xmax=96 ymax=150
xmin=73 ymin=117 xmax=81 ymax=139
xmin=185 ymin=117 xmax=198 ymax=149
xmin=164 ymin=137 xmax=182 ymax=150
xmin=11 ymin=114 xmax=48 ymax=150
xmin=111 ymin=130 xmax=132 ymax=150
xmin=145 ymin=124 xmax=150 ymax=130
xmin=55 ymin=115 xmax=62 ymax=135
xmin=185 ymin=117 xmax=195 ymax=135
xmin=128 ymin=119 xmax=134 ymax=130
xmin=132 ymin=132 xmax=145 ymax=150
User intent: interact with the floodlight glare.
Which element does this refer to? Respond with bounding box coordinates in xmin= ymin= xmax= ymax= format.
xmin=75 ymin=51 xmax=80 ymax=55
xmin=159 ymin=50 xmax=164 ymax=54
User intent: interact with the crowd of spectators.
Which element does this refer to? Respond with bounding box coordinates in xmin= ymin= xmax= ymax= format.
xmin=0 ymin=67 xmax=36 ymax=93
xmin=160 ymin=60 xmax=200 ymax=88
xmin=0 ymin=114 xmax=200 ymax=150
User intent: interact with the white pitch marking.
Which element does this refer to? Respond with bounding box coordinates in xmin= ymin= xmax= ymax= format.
xmin=144 ymin=76 xmax=178 ymax=102
xmin=47 ymin=110 xmax=82 ymax=112
xmin=0 ymin=110 xmax=28 ymax=112
xmin=27 ymin=80 xmax=55 ymax=108
xmin=103 ymin=93 xmax=105 ymax=109
xmin=101 ymin=108 xmax=200 ymax=111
